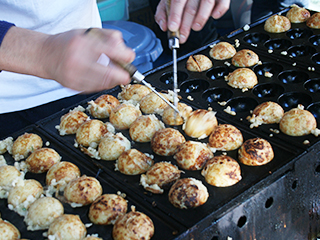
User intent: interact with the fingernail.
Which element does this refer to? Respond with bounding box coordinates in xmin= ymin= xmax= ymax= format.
xmin=193 ymin=23 xmax=201 ymax=30
xmin=169 ymin=21 xmax=178 ymax=31
xmin=180 ymin=34 xmax=186 ymax=43
xmin=159 ymin=20 xmax=164 ymax=31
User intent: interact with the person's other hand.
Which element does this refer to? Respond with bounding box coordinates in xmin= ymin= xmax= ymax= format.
xmin=155 ymin=0 xmax=230 ymax=43
xmin=42 ymin=28 xmax=135 ymax=92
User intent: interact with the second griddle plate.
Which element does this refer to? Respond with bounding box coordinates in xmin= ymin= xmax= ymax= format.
xmin=0 ymin=125 xmax=184 ymax=240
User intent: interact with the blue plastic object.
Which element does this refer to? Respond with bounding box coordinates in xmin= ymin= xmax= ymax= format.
xmin=102 ymin=21 xmax=163 ymax=73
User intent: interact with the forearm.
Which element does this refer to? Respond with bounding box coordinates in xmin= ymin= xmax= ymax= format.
xmin=0 ymin=26 xmax=50 ymax=78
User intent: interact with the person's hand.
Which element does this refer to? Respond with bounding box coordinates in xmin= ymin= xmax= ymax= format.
xmin=42 ymin=28 xmax=136 ymax=92
xmin=0 ymin=27 xmax=135 ymax=93
xmin=155 ymin=0 xmax=230 ymax=44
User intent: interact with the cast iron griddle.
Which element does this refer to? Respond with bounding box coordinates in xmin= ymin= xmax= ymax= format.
xmin=3 ymin=7 xmax=320 ymax=240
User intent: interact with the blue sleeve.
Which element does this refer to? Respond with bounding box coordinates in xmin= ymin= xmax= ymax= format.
xmin=0 ymin=21 xmax=15 ymax=47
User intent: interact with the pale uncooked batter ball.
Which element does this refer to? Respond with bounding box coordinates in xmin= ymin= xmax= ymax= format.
xmin=129 ymin=114 xmax=165 ymax=143
xmin=24 ymin=196 xmax=64 ymax=231
xmin=0 ymin=165 xmax=23 ymax=199
xmin=64 ymin=175 xmax=103 ymax=207
xmin=57 ymin=110 xmax=89 ymax=135
xmin=117 ymin=84 xmax=152 ymax=104
xmin=76 ymin=119 xmax=109 ymax=147
xmin=12 ymin=133 xmax=43 ymax=161
xmin=264 ymin=14 xmax=291 ymax=33
xmin=208 ymin=124 xmax=243 ymax=151
xmin=112 ymin=211 xmax=154 ymax=240
xmin=109 ymin=103 xmax=142 ymax=130
xmin=183 ymin=109 xmax=218 ymax=139
xmin=139 ymin=92 xmax=170 ymax=115
xmin=46 ymin=161 xmax=81 ymax=191
xmin=174 ymin=141 xmax=214 ymax=170
xmin=98 ymin=133 xmax=131 ymax=161
xmin=186 ymin=54 xmax=213 ymax=72
xmin=116 ymin=149 xmax=154 ymax=175
xmin=151 ymin=128 xmax=186 ymax=156
xmin=89 ymin=194 xmax=127 ymax=225
xmin=201 ymin=155 xmax=242 ymax=187
xmin=0 ymin=219 xmax=20 ymax=240
xmin=8 ymin=179 xmax=43 ymax=216
xmin=48 ymin=214 xmax=87 ymax=240
xmin=87 ymin=94 xmax=120 ymax=119
xmin=209 ymin=42 xmax=236 ymax=60
xmin=140 ymin=161 xmax=182 ymax=194
xmin=168 ymin=178 xmax=209 ymax=209
xmin=26 ymin=147 xmax=61 ymax=173
xmin=231 ymin=49 xmax=259 ymax=67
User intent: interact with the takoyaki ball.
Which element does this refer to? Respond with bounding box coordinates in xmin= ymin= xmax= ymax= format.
xmin=8 ymin=179 xmax=43 ymax=216
xmin=0 ymin=136 xmax=13 ymax=154
xmin=26 ymin=148 xmax=61 ymax=173
xmin=117 ymin=84 xmax=152 ymax=104
xmin=0 ymin=219 xmax=20 ymax=240
xmin=209 ymin=42 xmax=237 ymax=60
xmin=168 ymin=178 xmax=209 ymax=209
xmin=139 ymin=92 xmax=170 ymax=115
xmin=140 ymin=162 xmax=182 ymax=194
xmin=231 ymin=49 xmax=259 ymax=67
xmin=306 ymin=12 xmax=320 ymax=29
xmin=57 ymin=110 xmax=89 ymax=135
xmin=46 ymin=161 xmax=81 ymax=191
xmin=208 ymin=124 xmax=243 ymax=151
xmin=183 ymin=109 xmax=218 ymax=139
xmin=174 ymin=141 xmax=214 ymax=170
xmin=264 ymin=14 xmax=291 ymax=33
xmin=279 ymin=108 xmax=317 ymax=136
xmin=87 ymin=94 xmax=120 ymax=119
xmin=0 ymin=165 xmax=23 ymax=199
xmin=64 ymin=175 xmax=103 ymax=207
xmin=109 ymin=103 xmax=142 ymax=130
xmin=151 ymin=128 xmax=186 ymax=156
xmin=226 ymin=68 xmax=258 ymax=90
xmin=48 ymin=214 xmax=87 ymax=240
xmin=162 ymin=102 xmax=193 ymax=126
xmin=201 ymin=155 xmax=242 ymax=187
xmin=98 ymin=133 xmax=131 ymax=161
xmin=186 ymin=54 xmax=213 ymax=72
xmin=116 ymin=149 xmax=154 ymax=175
xmin=24 ymin=197 xmax=64 ymax=231
xmin=286 ymin=5 xmax=310 ymax=23
xmin=248 ymin=101 xmax=284 ymax=128
xmin=12 ymin=133 xmax=43 ymax=161
xmin=238 ymin=138 xmax=274 ymax=166
xmin=112 ymin=211 xmax=154 ymax=240
xmin=88 ymin=194 xmax=128 ymax=225
xmin=129 ymin=114 xmax=165 ymax=143
xmin=76 ymin=119 xmax=109 ymax=147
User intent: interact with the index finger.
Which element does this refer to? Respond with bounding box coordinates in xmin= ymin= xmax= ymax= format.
xmin=211 ymin=0 xmax=230 ymax=19
xmin=167 ymin=0 xmax=188 ymax=32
